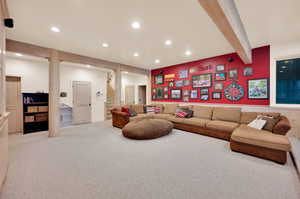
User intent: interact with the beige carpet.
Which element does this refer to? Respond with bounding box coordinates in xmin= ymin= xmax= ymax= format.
xmin=1 ymin=121 xmax=299 ymax=199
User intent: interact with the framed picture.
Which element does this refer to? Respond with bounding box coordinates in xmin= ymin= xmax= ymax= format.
xmin=183 ymin=80 xmax=190 ymax=86
xmin=152 ymin=88 xmax=156 ymax=93
xmin=183 ymin=96 xmax=189 ymax=102
xmin=190 ymin=89 xmax=198 ymax=99
xmin=169 ymin=81 xmax=174 ymax=87
xmin=189 ymin=67 xmax=198 ymax=74
xmin=212 ymin=92 xmax=222 ymax=99
xmin=248 ymin=79 xmax=269 ymax=99
xmin=183 ymin=90 xmax=190 ymax=96
xmin=170 ymin=89 xmax=182 ymax=100
xmin=214 ymin=83 xmax=223 ymax=91
xmin=215 ymin=73 xmax=226 ymax=81
xmin=192 ymin=73 xmax=212 ymax=88
xmin=200 ymin=88 xmax=209 ymax=95
xmin=155 ymin=74 xmax=164 ymax=84
xmin=216 ymin=64 xmax=225 ymax=72
xmin=175 ymin=80 xmax=184 ymax=88
xmin=152 ymin=94 xmax=156 ymax=100
xmin=229 ymin=68 xmax=238 ymax=79
xmin=156 ymin=87 xmax=164 ymax=99
xmin=244 ymin=67 xmax=253 ymax=76
xmin=163 ymin=87 xmax=168 ymax=92
xmin=200 ymin=94 xmax=209 ymax=101
xmin=179 ymin=70 xmax=189 ymax=78
xmin=164 ymin=94 xmax=169 ymax=99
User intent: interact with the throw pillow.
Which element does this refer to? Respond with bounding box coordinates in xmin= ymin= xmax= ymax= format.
xmin=247 ymin=118 xmax=267 ymax=130
xmin=121 ymin=107 xmax=130 ymax=116
xmin=257 ymin=115 xmax=280 ymax=132
xmin=154 ymin=106 xmax=161 ymax=114
xmin=146 ymin=106 xmax=155 ymax=114
xmin=176 ymin=111 xmax=188 ymax=118
xmin=128 ymin=108 xmax=137 ymax=117
xmin=176 ymin=108 xmax=193 ymax=118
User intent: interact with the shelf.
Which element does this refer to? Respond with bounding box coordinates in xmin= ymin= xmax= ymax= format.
xmin=24 ymin=112 xmax=48 ymax=114
xmin=24 ymin=102 xmax=48 ymax=105
xmin=24 ymin=120 xmax=48 ymax=124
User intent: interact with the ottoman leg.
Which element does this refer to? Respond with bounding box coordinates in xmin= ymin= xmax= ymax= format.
xmin=230 ymin=140 xmax=287 ymax=164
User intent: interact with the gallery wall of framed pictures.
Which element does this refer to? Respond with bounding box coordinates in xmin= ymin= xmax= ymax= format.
xmin=151 ymin=46 xmax=270 ymax=105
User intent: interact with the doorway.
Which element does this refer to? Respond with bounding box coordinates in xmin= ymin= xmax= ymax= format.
xmin=6 ymin=76 xmax=22 ymax=134
xmin=72 ymin=81 xmax=91 ymax=124
xmin=138 ymin=85 xmax=146 ymax=104
xmin=125 ymin=85 xmax=135 ymax=104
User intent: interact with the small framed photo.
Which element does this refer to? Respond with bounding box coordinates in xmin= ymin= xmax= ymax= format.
xmin=214 ymin=83 xmax=223 ymax=91
xmin=183 ymin=80 xmax=190 ymax=86
xmin=215 ymin=73 xmax=226 ymax=81
xmin=164 ymin=94 xmax=169 ymax=99
xmin=200 ymin=94 xmax=209 ymax=101
xmin=189 ymin=67 xmax=198 ymax=74
xmin=156 ymin=87 xmax=164 ymax=99
xmin=179 ymin=70 xmax=189 ymax=79
xmin=169 ymin=81 xmax=174 ymax=87
xmin=212 ymin=92 xmax=222 ymax=99
xmin=175 ymin=80 xmax=184 ymax=88
xmin=192 ymin=73 xmax=212 ymax=88
xmin=170 ymin=89 xmax=182 ymax=100
xmin=152 ymin=94 xmax=156 ymax=100
xmin=229 ymin=68 xmax=238 ymax=79
xmin=244 ymin=67 xmax=253 ymax=76
xmin=155 ymin=74 xmax=164 ymax=84
xmin=200 ymin=88 xmax=209 ymax=95
xmin=183 ymin=96 xmax=189 ymax=102
xmin=152 ymin=88 xmax=156 ymax=93
xmin=216 ymin=64 xmax=225 ymax=72
xmin=190 ymin=89 xmax=198 ymax=99
xmin=163 ymin=87 xmax=169 ymax=92
xmin=183 ymin=90 xmax=190 ymax=96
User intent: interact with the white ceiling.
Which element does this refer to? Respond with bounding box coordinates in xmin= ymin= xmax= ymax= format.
xmin=6 ymin=0 xmax=300 ymax=70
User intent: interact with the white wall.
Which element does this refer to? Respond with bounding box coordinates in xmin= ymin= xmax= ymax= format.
xmin=121 ymin=72 xmax=148 ymax=104
xmin=6 ymin=56 xmax=108 ymax=122
xmin=60 ymin=62 xmax=107 ymax=122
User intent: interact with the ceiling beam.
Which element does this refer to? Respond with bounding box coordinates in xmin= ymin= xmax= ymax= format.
xmin=198 ymin=0 xmax=252 ymax=64
xmin=6 ymin=39 xmax=149 ymax=75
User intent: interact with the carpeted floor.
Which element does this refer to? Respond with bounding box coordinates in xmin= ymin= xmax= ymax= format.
xmin=1 ymin=121 xmax=299 ymax=199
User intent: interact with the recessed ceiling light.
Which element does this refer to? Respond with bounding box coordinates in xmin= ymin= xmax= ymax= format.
xmin=124 ymin=71 xmax=129 ymax=74
xmin=86 ymin=64 xmax=91 ymax=68
xmin=102 ymin=43 xmax=109 ymax=48
xmin=185 ymin=50 xmax=192 ymax=56
xmin=155 ymin=59 xmax=160 ymax=64
xmin=165 ymin=40 xmax=172 ymax=46
xmin=281 ymin=66 xmax=287 ymax=69
xmin=131 ymin=21 xmax=141 ymax=29
xmin=51 ymin=26 xmax=60 ymax=33
xmin=15 ymin=53 xmax=23 ymax=57
xmin=134 ymin=52 xmax=139 ymax=57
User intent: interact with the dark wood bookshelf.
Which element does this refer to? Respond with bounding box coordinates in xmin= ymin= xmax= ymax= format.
xmin=23 ymin=93 xmax=49 ymax=134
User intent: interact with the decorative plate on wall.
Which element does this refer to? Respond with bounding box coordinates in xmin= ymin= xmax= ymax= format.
xmin=224 ymin=82 xmax=244 ymax=101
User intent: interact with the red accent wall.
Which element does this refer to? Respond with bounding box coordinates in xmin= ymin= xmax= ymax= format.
xmin=151 ymin=46 xmax=270 ymax=105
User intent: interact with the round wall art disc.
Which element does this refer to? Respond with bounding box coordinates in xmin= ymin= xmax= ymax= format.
xmin=224 ymin=82 xmax=244 ymax=101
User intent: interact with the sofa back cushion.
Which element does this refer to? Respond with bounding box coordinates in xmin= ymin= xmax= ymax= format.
xmin=130 ymin=104 xmax=144 ymax=114
xmin=193 ymin=106 xmax=213 ymax=120
xmin=240 ymin=112 xmax=258 ymax=124
xmin=163 ymin=104 xmax=178 ymax=115
xmin=212 ymin=107 xmax=241 ymax=123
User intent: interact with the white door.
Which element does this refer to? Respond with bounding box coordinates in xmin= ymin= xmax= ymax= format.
xmin=72 ymin=81 xmax=91 ymax=124
xmin=6 ymin=76 xmax=22 ymax=134
xmin=125 ymin=85 xmax=135 ymax=104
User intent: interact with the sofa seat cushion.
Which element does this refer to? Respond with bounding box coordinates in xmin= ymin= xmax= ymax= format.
xmin=212 ymin=107 xmax=241 ymax=123
xmin=167 ymin=115 xmax=186 ymax=123
xmin=206 ymin=120 xmax=239 ymax=133
xmin=231 ymin=125 xmax=291 ymax=152
xmin=129 ymin=114 xmax=152 ymax=122
xmin=192 ymin=106 xmax=213 ymax=120
xmin=183 ymin=118 xmax=210 ymax=128
xmin=152 ymin=113 xmax=171 ymax=120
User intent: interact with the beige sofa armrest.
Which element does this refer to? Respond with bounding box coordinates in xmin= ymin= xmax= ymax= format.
xmin=273 ymin=116 xmax=291 ymax=135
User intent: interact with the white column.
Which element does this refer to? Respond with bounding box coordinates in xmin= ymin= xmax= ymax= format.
xmin=48 ymin=50 xmax=60 ymax=137
xmin=146 ymin=71 xmax=152 ymax=105
xmin=114 ymin=66 xmax=122 ymax=105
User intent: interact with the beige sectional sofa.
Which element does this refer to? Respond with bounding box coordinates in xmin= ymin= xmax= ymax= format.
xmin=111 ymin=104 xmax=291 ymax=164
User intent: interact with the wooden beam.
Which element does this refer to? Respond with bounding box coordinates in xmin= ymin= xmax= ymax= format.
xmin=198 ymin=0 xmax=252 ymax=64
xmin=48 ymin=50 xmax=60 ymax=137
xmin=6 ymin=39 xmax=149 ymax=75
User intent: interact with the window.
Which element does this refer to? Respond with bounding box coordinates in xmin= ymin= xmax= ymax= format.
xmin=276 ymin=58 xmax=300 ymax=104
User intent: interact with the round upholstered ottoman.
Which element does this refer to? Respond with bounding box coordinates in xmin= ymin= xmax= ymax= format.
xmin=122 ymin=119 xmax=173 ymax=140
